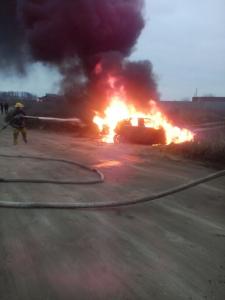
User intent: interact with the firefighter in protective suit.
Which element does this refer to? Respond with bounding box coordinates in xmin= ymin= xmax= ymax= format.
xmin=5 ymin=102 xmax=28 ymax=145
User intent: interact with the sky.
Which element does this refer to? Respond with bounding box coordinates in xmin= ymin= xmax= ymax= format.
xmin=0 ymin=0 xmax=224 ymax=100
xmin=132 ymin=0 xmax=225 ymax=100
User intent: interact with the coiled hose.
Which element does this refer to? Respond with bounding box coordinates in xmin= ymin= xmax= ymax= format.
xmin=0 ymin=154 xmax=224 ymax=210
xmin=0 ymin=154 xmax=104 ymax=185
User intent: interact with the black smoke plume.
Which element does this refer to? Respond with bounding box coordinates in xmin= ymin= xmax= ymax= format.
xmin=2 ymin=0 xmax=159 ymax=111
xmin=19 ymin=0 xmax=145 ymax=63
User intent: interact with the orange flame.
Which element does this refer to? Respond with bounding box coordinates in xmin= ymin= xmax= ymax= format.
xmin=93 ymin=97 xmax=194 ymax=144
xmin=93 ymin=75 xmax=194 ymax=144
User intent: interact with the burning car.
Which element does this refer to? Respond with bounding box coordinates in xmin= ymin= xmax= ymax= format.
xmin=113 ymin=118 xmax=166 ymax=145
xmin=93 ymin=98 xmax=194 ymax=145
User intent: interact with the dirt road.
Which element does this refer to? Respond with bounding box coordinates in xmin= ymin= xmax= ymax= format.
xmin=0 ymin=119 xmax=224 ymax=300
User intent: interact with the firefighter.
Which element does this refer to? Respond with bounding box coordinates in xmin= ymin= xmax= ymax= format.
xmin=4 ymin=102 xmax=9 ymax=114
xmin=5 ymin=102 xmax=28 ymax=145
xmin=0 ymin=102 xmax=3 ymax=114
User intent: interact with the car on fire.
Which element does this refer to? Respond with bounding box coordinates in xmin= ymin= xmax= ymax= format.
xmin=113 ymin=118 xmax=166 ymax=145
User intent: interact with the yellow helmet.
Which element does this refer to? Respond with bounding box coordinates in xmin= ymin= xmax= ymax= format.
xmin=15 ymin=102 xmax=24 ymax=108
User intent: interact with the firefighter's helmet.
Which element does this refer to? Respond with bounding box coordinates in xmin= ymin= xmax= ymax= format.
xmin=15 ymin=102 xmax=24 ymax=108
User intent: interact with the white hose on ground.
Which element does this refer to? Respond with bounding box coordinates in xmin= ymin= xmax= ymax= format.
xmin=0 ymin=155 xmax=104 ymax=185
xmin=0 ymin=154 xmax=224 ymax=210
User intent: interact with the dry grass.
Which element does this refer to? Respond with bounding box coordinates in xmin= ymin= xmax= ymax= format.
xmin=165 ymin=130 xmax=225 ymax=167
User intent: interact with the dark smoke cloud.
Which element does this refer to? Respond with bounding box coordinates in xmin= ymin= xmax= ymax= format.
xmin=19 ymin=0 xmax=145 ymax=65
xmin=0 ymin=0 xmax=28 ymax=73
xmin=123 ymin=60 xmax=159 ymax=105
xmin=1 ymin=0 xmax=159 ymax=110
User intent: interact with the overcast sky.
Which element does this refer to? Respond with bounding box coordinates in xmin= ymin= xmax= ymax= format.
xmin=0 ymin=0 xmax=224 ymax=100
xmin=132 ymin=0 xmax=225 ymax=100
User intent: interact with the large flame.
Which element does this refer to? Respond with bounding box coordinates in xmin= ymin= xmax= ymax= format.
xmin=93 ymin=75 xmax=194 ymax=144
xmin=93 ymin=97 xmax=194 ymax=144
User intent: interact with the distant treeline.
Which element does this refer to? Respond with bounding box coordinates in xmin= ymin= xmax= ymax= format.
xmin=0 ymin=91 xmax=37 ymax=102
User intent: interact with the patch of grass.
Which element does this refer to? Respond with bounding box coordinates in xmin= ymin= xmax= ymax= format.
xmin=165 ymin=138 xmax=225 ymax=168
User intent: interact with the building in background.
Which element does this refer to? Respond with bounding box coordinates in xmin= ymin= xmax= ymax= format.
xmin=192 ymin=97 xmax=225 ymax=103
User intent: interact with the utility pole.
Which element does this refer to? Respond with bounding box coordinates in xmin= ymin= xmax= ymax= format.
xmin=195 ymin=88 xmax=198 ymax=97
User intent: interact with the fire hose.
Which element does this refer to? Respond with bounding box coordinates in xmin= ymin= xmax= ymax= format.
xmin=0 ymin=154 xmax=224 ymax=210
xmin=0 ymin=115 xmax=85 ymax=133
xmin=25 ymin=116 xmax=86 ymax=127
xmin=0 ymin=155 xmax=104 ymax=185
